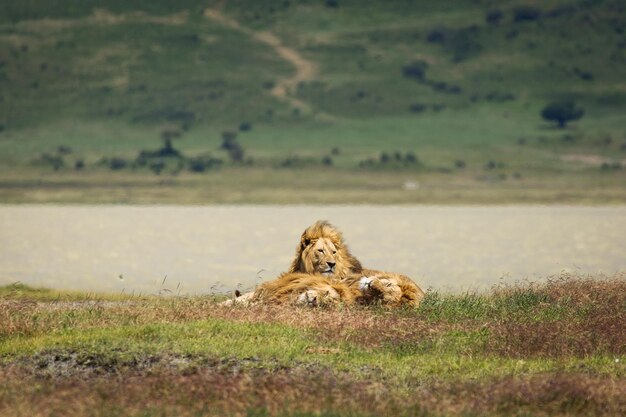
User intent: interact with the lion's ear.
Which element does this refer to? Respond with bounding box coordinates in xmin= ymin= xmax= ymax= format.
xmin=302 ymin=237 xmax=311 ymax=248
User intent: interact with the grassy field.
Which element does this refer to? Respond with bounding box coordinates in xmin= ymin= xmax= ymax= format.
xmin=1 ymin=275 xmax=624 ymax=416
xmin=0 ymin=0 xmax=625 ymax=203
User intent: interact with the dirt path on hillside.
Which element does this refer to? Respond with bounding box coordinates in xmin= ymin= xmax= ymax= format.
xmin=203 ymin=8 xmax=324 ymax=117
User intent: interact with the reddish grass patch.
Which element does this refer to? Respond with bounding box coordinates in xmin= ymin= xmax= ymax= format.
xmin=1 ymin=367 xmax=623 ymax=417
xmin=486 ymin=276 xmax=626 ymax=357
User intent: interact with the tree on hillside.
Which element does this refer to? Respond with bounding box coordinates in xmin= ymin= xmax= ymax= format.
xmin=541 ymin=101 xmax=584 ymax=128
xmin=160 ymin=128 xmax=182 ymax=156
xmin=220 ymin=131 xmax=245 ymax=163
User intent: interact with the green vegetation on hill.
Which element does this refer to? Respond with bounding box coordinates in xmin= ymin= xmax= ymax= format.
xmin=0 ymin=0 xmax=624 ymax=203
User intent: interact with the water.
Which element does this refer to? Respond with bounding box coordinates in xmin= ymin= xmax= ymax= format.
xmin=1 ymin=205 xmax=624 ymax=295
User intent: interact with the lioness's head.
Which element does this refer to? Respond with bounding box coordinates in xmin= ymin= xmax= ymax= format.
xmin=255 ymin=272 xmax=359 ymax=307
xmin=288 ymin=220 xmax=362 ymax=277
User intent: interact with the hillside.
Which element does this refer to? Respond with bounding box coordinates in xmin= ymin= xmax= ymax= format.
xmin=0 ymin=0 xmax=625 ymax=203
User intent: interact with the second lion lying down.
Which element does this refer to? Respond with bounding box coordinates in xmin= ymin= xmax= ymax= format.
xmin=224 ymin=221 xmax=425 ymax=308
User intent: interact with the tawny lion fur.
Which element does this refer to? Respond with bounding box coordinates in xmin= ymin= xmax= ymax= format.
xmin=286 ymin=220 xmax=425 ymax=307
xmin=254 ymin=272 xmax=359 ymax=307
xmin=224 ymin=221 xmax=425 ymax=308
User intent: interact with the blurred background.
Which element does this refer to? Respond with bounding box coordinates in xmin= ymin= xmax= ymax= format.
xmin=0 ymin=0 xmax=624 ymax=204
xmin=1 ymin=1 xmax=625 ymax=294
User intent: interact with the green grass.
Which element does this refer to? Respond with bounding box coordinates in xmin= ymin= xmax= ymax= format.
xmin=0 ymin=282 xmax=133 ymax=301
xmin=1 ymin=275 xmax=625 ymax=416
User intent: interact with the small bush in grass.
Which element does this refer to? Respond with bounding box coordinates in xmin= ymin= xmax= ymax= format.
xmin=574 ymin=67 xmax=594 ymax=81
xmin=409 ymin=103 xmax=427 ymax=113
xmin=402 ymin=60 xmax=428 ymax=81
xmin=486 ymin=9 xmax=504 ymax=25
xmin=513 ymin=6 xmax=542 ymax=22
xmin=426 ymin=27 xmax=448 ymax=43
xmin=57 ymin=145 xmax=72 ymax=155
xmin=279 ymin=155 xmax=327 ymax=168
xmin=541 ymin=101 xmax=584 ymax=128
xmin=405 ymin=152 xmax=419 ymax=164
xmin=359 ymin=152 xmax=420 ymax=169
xmin=188 ymin=155 xmax=223 ymax=173
xmin=109 ymin=158 xmax=128 ymax=170
xmin=221 ymin=131 xmax=245 ymax=163
xmin=601 ymin=162 xmax=622 ymax=171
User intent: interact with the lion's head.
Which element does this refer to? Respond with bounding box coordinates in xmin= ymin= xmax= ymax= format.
xmin=288 ymin=220 xmax=362 ymax=278
xmin=343 ymin=272 xmax=425 ymax=307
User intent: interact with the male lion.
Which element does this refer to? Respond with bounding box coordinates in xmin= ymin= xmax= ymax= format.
xmin=224 ymin=221 xmax=425 ymax=308
xmin=287 ymin=220 xmax=425 ymax=307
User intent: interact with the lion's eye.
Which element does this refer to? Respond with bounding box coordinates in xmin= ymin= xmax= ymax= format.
xmin=318 ymin=249 xmax=324 ymax=253
xmin=332 ymin=251 xmax=337 ymax=254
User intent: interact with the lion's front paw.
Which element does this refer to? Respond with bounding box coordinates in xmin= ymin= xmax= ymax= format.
xmin=359 ymin=276 xmax=374 ymax=291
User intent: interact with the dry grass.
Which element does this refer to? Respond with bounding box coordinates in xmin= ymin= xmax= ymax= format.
xmin=486 ymin=277 xmax=626 ymax=357
xmin=1 ymin=275 xmax=625 ymax=416
xmin=2 ymin=274 xmax=625 ymax=358
xmin=0 ymin=367 xmax=623 ymax=417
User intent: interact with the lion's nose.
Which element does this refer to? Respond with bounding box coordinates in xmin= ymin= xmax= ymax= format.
xmin=327 ymin=262 xmax=336 ymax=269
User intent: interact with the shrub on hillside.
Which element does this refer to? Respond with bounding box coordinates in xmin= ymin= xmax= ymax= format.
xmin=109 ymin=157 xmax=128 ymax=170
xmin=486 ymin=9 xmax=504 ymax=25
xmin=426 ymin=27 xmax=448 ymax=43
xmin=573 ymin=67 xmax=593 ymax=81
xmin=405 ymin=152 xmax=419 ymax=164
xmin=359 ymin=152 xmax=420 ymax=169
xmin=402 ymin=60 xmax=428 ymax=81
xmin=279 ymin=155 xmax=322 ymax=168
xmin=57 ymin=145 xmax=72 ymax=155
xmin=541 ymin=101 xmax=584 ymax=128
xmin=221 ymin=131 xmax=245 ymax=163
xmin=188 ymin=155 xmax=223 ymax=173
xmin=513 ymin=6 xmax=542 ymax=22
xmin=409 ymin=103 xmax=427 ymax=113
